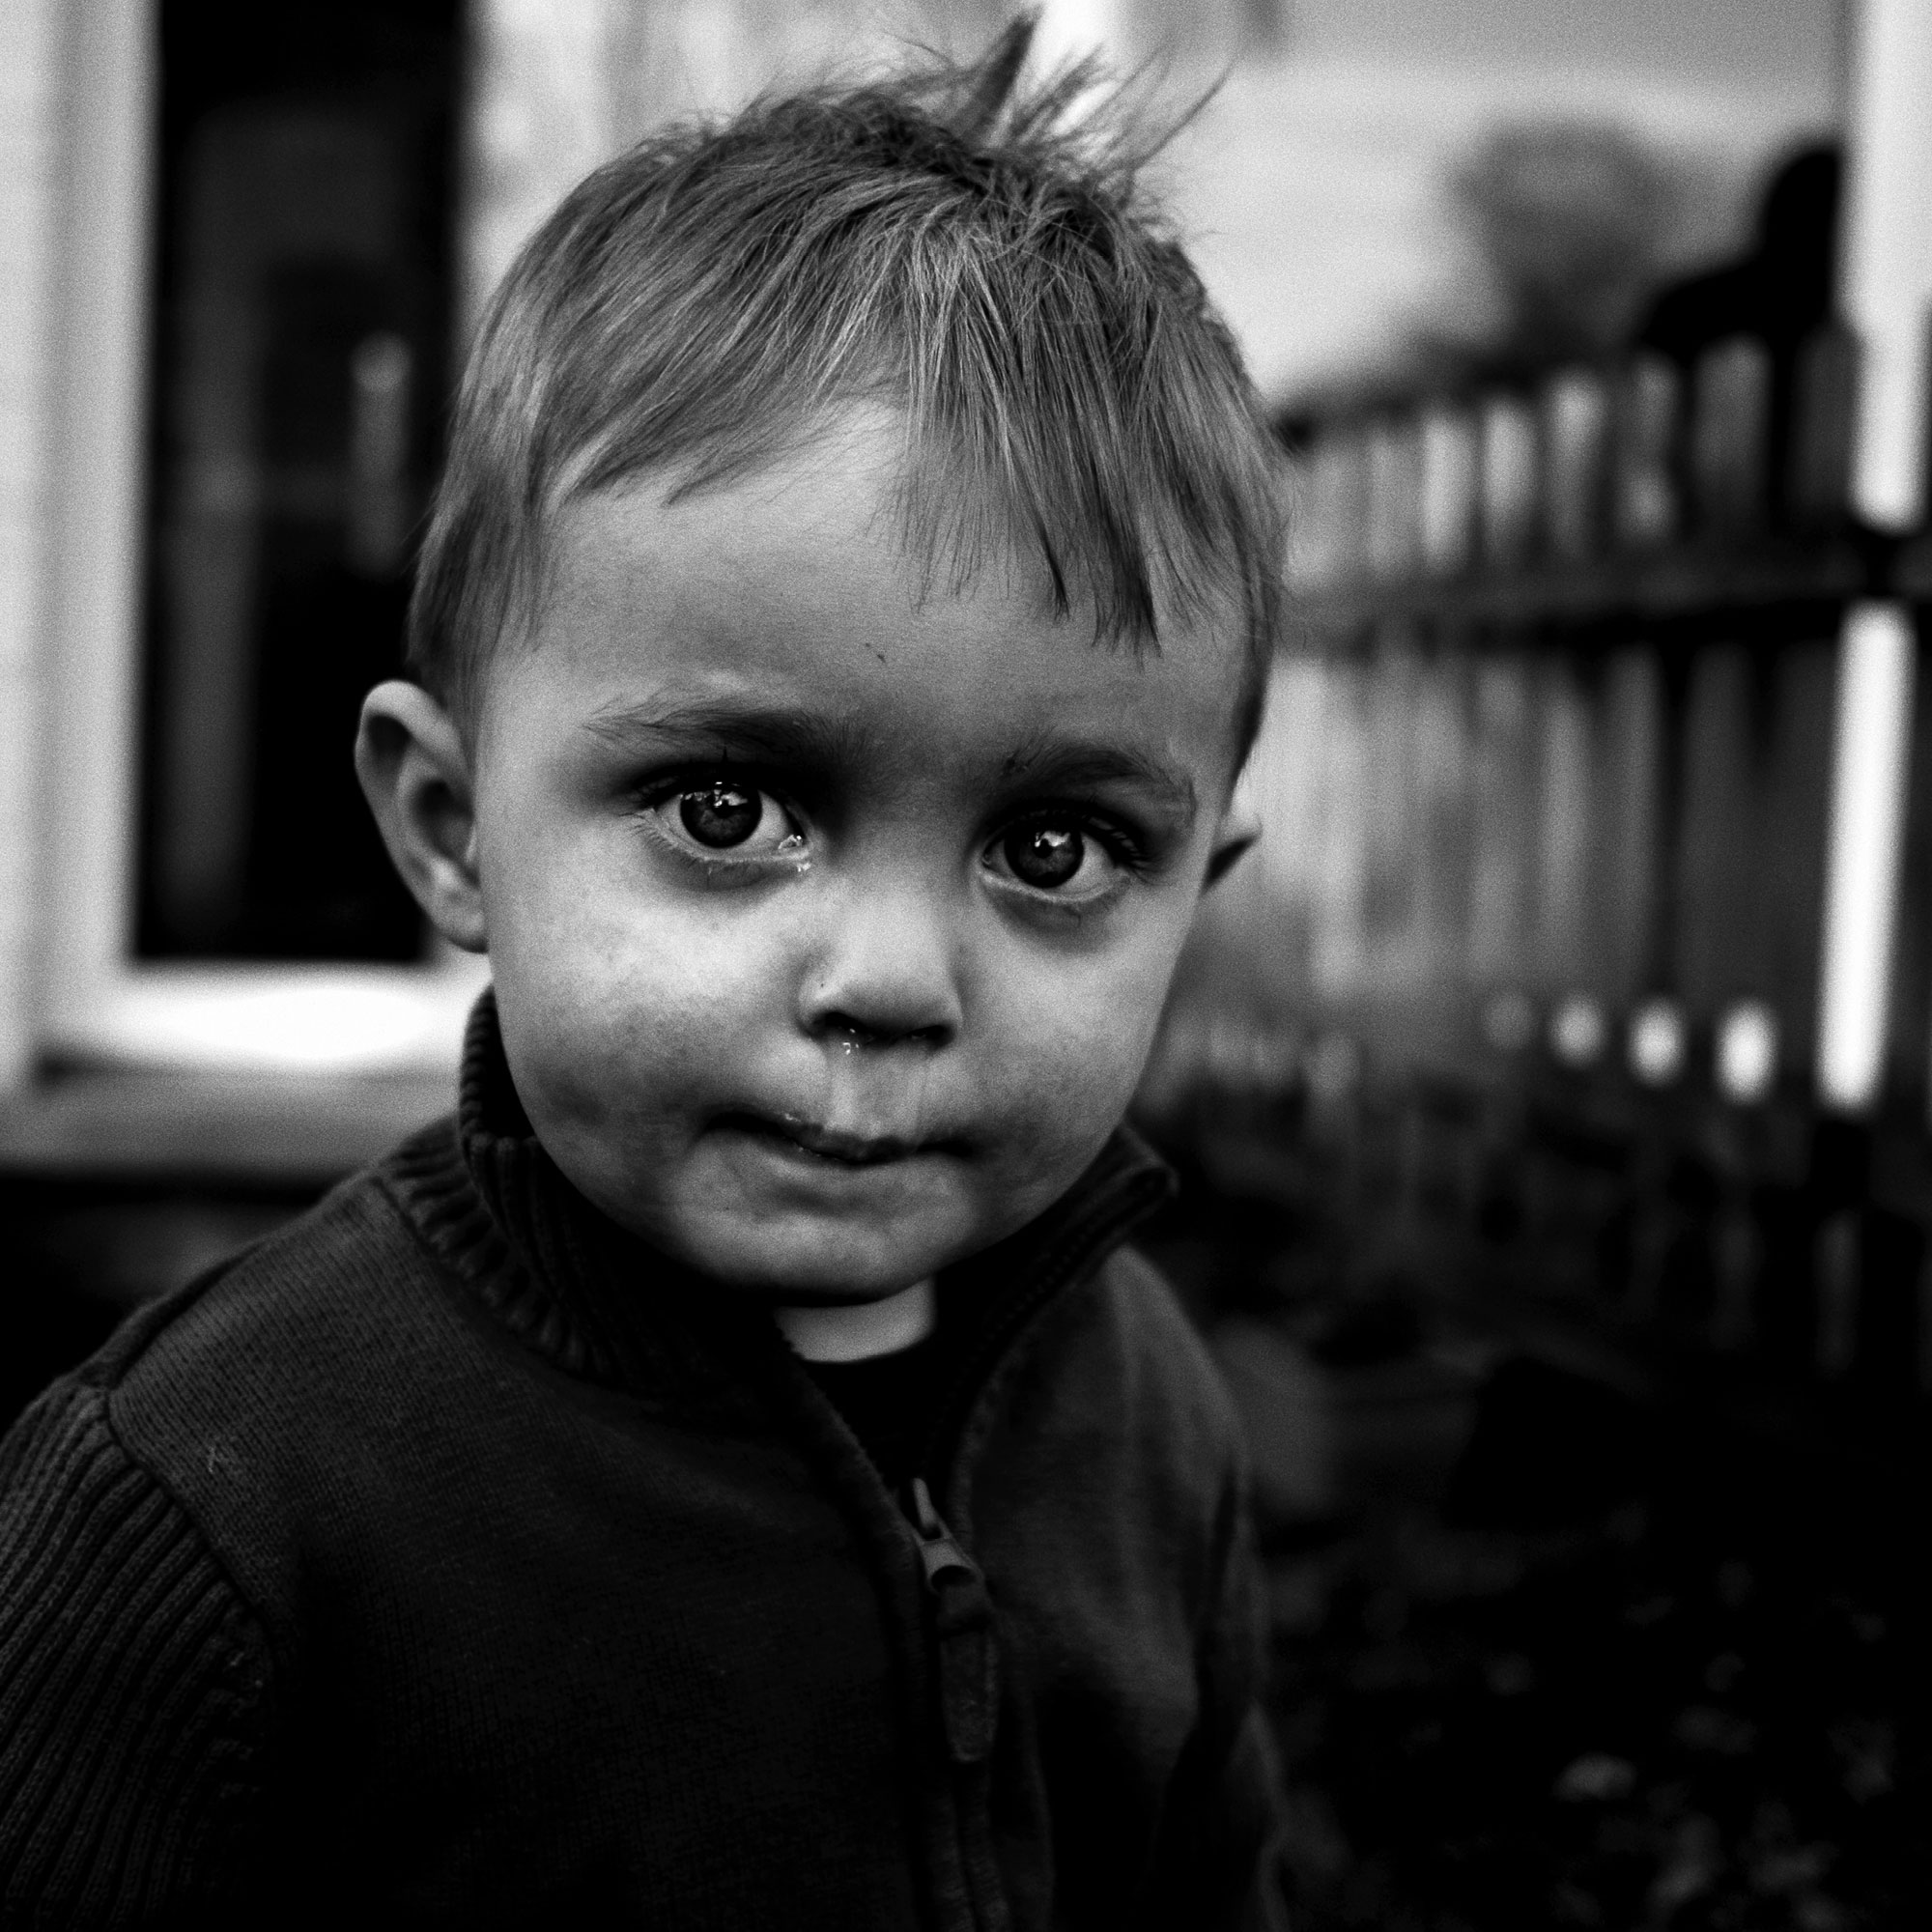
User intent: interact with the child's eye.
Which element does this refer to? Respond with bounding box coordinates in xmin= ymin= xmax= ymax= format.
xmin=984 ymin=814 xmax=1135 ymax=899
xmin=652 ymin=781 xmax=804 ymax=857
xmin=1004 ymin=823 xmax=1086 ymax=887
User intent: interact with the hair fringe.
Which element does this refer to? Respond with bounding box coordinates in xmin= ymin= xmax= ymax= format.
xmin=410 ymin=16 xmax=1284 ymax=753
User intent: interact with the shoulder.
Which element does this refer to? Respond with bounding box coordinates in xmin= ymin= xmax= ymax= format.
xmin=0 ymin=1378 xmax=277 ymax=1918
xmin=0 ymin=1377 xmax=275 ymax=1684
xmin=992 ymin=1241 xmax=1246 ymax=1519
xmin=85 ymin=1119 xmax=459 ymax=1407
xmin=87 ymin=1119 xmax=475 ymax=1436
xmin=1064 ymin=1243 xmax=1241 ymax=1457
xmin=967 ymin=1243 xmax=1257 ymax=1696
xmin=51 ymin=1121 xmax=503 ymax=1623
xmin=1090 ymin=1243 xmax=1230 ymax=1393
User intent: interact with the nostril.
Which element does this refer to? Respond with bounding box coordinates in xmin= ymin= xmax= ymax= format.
xmin=812 ymin=1011 xmax=948 ymax=1051
xmin=821 ymin=1014 xmax=879 ymax=1051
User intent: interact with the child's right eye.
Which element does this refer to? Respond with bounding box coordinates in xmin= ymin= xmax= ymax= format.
xmin=649 ymin=781 xmax=805 ymax=859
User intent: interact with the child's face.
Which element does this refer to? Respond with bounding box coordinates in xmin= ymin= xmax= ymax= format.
xmin=464 ymin=413 xmax=1249 ymax=1301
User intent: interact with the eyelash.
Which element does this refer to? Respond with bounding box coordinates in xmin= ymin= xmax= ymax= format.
xmin=984 ymin=810 xmax=1148 ymax=882
xmin=633 ymin=771 xmax=805 ymax=872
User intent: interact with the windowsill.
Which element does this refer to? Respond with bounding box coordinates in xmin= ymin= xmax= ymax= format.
xmin=0 ymin=1064 xmax=456 ymax=1183
xmin=11 ymin=957 xmax=489 ymax=1181
xmin=42 ymin=956 xmax=490 ymax=1074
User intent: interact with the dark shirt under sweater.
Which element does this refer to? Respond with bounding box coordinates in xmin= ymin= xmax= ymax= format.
xmin=0 ymin=994 xmax=1289 ymax=1930
xmin=805 ymin=1336 xmax=946 ymax=1491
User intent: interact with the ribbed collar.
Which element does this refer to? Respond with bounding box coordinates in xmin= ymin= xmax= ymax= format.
xmin=384 ymin=991 xmax=1177 ymax=1410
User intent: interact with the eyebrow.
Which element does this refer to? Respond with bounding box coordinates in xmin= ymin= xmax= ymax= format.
xmin=585 ymin=698 xmax=1198 ymax=824
xmin=582 ymin=697 xmax=871 ymax=767
xmin=998 ymin=735 xmax=1199 ymax=824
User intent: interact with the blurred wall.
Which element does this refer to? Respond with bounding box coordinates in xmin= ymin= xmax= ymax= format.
xmin=0 ymin=0 xmax=63 ymax=1088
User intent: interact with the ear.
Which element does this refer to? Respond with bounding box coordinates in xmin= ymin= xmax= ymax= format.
xmin=355 ymin=680 xmax=488 ymax=952
xmin=1205 ymin=799 xmax=1260 ymax=890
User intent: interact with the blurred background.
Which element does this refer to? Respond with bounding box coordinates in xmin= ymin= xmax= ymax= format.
xmin=1 ymin=1 xmax=1924 ymax=1922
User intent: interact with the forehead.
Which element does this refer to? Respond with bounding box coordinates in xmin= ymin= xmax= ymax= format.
xmin=487 ymin=413 xmax=1249 ymax=787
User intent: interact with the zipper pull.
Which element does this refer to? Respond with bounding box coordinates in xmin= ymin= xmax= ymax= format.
xmin=907 ymin=1475 xmax=978 ymax=1590
xmin=902 ymin=1477 xmax=1000 ymax=1765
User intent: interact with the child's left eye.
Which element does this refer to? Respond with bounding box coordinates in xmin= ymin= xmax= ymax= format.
xmin=652 ymin=781 xmax=804 ymax=858
xmin=983 ymin=815 xmax=1133 ymax=898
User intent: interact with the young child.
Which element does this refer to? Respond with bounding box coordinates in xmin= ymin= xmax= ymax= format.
xmin=0 ymin=24 xmax=1288 ymax=1928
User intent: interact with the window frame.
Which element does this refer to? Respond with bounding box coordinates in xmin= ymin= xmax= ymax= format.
xmin=34 ymin=0 xmax=483 ymax=1082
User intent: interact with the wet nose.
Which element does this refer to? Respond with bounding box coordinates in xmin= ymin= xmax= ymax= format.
xmin=796 ymin=871 xmax=962 ymax=1050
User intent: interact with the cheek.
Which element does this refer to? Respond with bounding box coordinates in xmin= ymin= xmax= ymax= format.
xmin=483 ymin=865 xmax=794 ymax=1129
xmin=510 ymin=932 xmax=785 ymax=1102
xmin=974 ymin=923 xmax=1181 ymax=1147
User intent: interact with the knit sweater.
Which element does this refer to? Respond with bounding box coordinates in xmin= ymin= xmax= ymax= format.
xmin=0 ymin=1001 xmax=1287 ymax=1929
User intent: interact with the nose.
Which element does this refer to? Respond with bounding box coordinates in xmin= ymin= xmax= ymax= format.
xmin=797 ymin=868 xmax=962 ymax=1050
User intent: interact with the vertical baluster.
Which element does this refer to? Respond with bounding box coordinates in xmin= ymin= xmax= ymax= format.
xmin=1534 ymin=657 xmax=1599 ymax=1059
xmin=1472 ymin=384 xmax=1540 ymax=1067
xmin=1365 ymin=413 xmax=1423 ymax=585
xmin=1784 ymin=324 xmax=1860 ymax=530
xmin=1881 ymin=639 xmax=1932 ymax=1120
xmin=1412 ymin=638 xmax=1474 ymax=1055
xmin=1599 ymin=646 xmax=1664 ymax=1022
xmin=1467 ymin=651 xmax=1536 ymax=1053
xmin=1818 ymin=608 xmax=1917 ymax=1111
xmin=1631 ymin=639 xmax=1693 ymax=1094
xmin=1278 ymin=435 xmax=1318 ymax=592
xmin=1310 ymin=650 xmax=1370 ymax=1017
xmin=1675 ymin=644 xmax=1756 ymax=1064
xmin=1359 ymin=629 xmax=1406 ymax=1020
xmin=1543 ymin=366 xmax=1611 ymax=566
xmin=1243 ymin=652 xmax=1332 ymax=1018
xmin=1612 ymin=353 xmax=1682 ymax=552
xmin=1419 ymin=401 xmax=1479 ymax=581
xmin=1760 ymin=641 xmax=1836 ymax=1086
xmin=1478 ymin=391 xmax=1540 ymax=572
xmin=1293 ymin=421 xmax=1370 ymax=590
xmin=1690 ymin=336 xmax=1774 ymax=542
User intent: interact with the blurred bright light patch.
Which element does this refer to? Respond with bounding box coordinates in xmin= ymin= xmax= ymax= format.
xmin=1717 ymin=1001 xmax=1779 ymax=1104
xmin=1817 ymin=604 xmax=1916 ymax=1111
xmin=1630 ymin=998 xmax=1686 ymax=1087
xmin=1549 ymin=993 xmax=1608 ymax=1067
xmin=71 ymin=960 xmax=489 ymax=1074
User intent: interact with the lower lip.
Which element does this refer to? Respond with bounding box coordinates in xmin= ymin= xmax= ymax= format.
xmin=716 ymin=1119 xmax=931 ymax=1176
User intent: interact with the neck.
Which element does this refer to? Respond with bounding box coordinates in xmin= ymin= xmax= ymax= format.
xmin=772 ymin=1277 xmax=936 ymax=1362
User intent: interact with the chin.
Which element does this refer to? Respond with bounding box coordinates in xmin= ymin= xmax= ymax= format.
xmin=684 ymin=1212 xmax=967 ymax=1301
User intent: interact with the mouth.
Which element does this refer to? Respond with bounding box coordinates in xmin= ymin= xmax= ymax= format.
xmin=721 ymin=1112 xmax=927 ymax=1168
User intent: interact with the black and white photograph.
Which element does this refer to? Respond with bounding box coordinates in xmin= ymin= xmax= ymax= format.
xmin=0 ymin=1 xmax=1919 ymax=1924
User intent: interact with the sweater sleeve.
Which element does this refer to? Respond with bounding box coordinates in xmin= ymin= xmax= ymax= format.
xmin=0 ymin=1378 xmax=276 ymax=1928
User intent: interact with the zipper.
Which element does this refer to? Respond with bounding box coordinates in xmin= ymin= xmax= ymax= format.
xmin=894 ymin=1147 xmax=1171 ymax=1775
xmin=887 ymin=1152 xmax=1167 ymax=1928
xmin=903 ymin=1476 xmax=999 ymax=1766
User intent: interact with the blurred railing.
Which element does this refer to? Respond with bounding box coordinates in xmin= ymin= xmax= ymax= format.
xmin=1144 ymin=324 xmax=1932 ymax=1406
